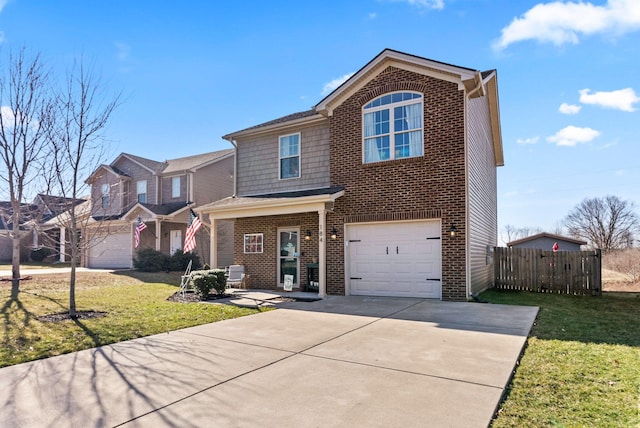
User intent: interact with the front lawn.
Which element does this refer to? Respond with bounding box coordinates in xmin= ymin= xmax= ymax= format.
xmin=481 ymin=289 xmax=640 ymax=427
xmin=0 ymin=271 xmax=260 ymax=368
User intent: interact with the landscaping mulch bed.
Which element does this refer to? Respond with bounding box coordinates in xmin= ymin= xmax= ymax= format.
xmin=38 ymin=311 xmax=108 ymax=322
xmin=167 ymin=290 xmax=231 ymax=303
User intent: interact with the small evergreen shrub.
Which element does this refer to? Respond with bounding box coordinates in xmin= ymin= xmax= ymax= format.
xmin=169 ymin=249 xmax=202 ymax=272
xmin=30 ymin=247 xmax=52 ymax=262
xmin=190 ymin=269 xmax=227 ymax=299
xmin=133 ymin=248 xmax=169 ymax=272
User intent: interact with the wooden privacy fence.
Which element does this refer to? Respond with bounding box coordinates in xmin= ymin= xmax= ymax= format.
xmin=494 ymin=247 xmax=602 ymax=296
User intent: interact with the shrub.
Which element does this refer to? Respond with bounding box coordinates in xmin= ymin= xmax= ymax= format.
xmin=190 ymin=269 xmax=227 ymax=299
xmin=169 ymin=249 xmax=202 ymax=272
xmin=30 ymin=247 xmax=51 ymax=262
xmin=133 ymin=248 xmax=169 ymax=272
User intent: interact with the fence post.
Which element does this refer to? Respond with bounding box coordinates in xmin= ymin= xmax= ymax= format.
xmin=593 ymin=249 xmax=602 ymax=296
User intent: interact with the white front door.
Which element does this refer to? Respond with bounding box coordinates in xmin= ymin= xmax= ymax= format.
xmin=277 ymin=228 xmax=300 ymax=288
xmin=170 ymin=230 xmax=182 ymax=255
xmin=347 ymin=220 xmax=442 ymax=299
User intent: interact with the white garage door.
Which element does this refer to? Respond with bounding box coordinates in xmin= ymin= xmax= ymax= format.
xmin=347 ymin=220 xmax=442 ymax=299
xmin=87 ymin=232 xmax=132 ymax=269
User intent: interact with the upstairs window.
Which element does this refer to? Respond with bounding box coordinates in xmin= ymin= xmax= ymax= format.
xmin=363 ymin=92 xmax=423 ymax=163
xmin=137 ymin=180 xmax=147 ymax=203
xmin=171 ymin=176 xmax=181 ymax=198
xmin=101 ymin=183 xmax=110 ymax=209
xmin=279 ymin=133 xmax=300 ymax=179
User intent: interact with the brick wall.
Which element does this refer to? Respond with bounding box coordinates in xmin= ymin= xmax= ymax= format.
xmin=328 ymin=66 xmax=468 ymax=301
xmin=234 ymin=212 xmax=319 ymax=290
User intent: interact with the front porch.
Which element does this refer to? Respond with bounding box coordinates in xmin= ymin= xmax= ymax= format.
xmin=200 ymin=186 xmax=345 ymax=298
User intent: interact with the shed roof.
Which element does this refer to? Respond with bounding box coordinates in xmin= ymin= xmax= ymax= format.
xmin=507 ymin=232 xmax=587 ymax=247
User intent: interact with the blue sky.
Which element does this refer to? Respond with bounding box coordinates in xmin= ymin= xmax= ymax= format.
xmin=1 ymin=0 xmax=638 ymax=240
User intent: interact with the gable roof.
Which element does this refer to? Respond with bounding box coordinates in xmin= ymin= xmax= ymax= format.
xmin=163 ymin=149 xmax=234 ymax=174
xmin=507 ymin=232 xmax=587 ymax=247
xmin=116 ymin=153 xmax=167 ymax=174
xmin=0 ymin=202 xmax=40 ymax=230
xmin=34 ymin=194 xmax=86 ymax=220
xmin=223 ymin=110 xmax=324 ymax=141
xmin=85 ymin=164 xmax=130 ymax=184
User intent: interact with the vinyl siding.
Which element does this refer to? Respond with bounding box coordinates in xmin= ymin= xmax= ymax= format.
xmin=236 ymin=123 xmax=330 ymax=196
xmin=467 ymin=94 xmax=498 ymax=295
xmin=90 ymin=170 xmax=126 ymax=217
xmin=160 ymin=174 xmax=188 ymax=203
xmin=192 ymin=156 xmax=235 ymax=205
xmin=112 ymin=158 xmax=158 ymax=205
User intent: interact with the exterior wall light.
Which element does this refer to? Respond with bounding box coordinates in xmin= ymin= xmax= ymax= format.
xmin=305 ymin=230 xmax=312 ymax=241
xmin=448 ymin=223 xmax=457 ymax=238
xmin=330 ymin=228 xmax=338 ymax=240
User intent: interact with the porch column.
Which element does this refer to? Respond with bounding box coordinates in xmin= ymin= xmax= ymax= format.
xmin=155 ymin=219 xmax=161 ymax=251
xmin=210 ymin=217 xmax=218 ymax=268
xmin=59 ymin=226 xmax=66 ymax=263
xmin=317 ymin=209 xmax=327 ymax=298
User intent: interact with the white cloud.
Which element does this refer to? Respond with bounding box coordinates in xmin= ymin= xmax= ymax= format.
xmin=546 ymin=125 xmax=601 ymax=146
xmin=0 ymin=0 xmax=8 ymax=13
xmin=559 ymin=102 xmax=581 ymax=114
xmin=494 ymin=0 xmax=640 ymax=50
xmin=579 ymin=88 xmax=640 ymax=111
xmin=390 ymin=0 xmax=445 ymax=10
xmin=114 ymin=42 xmax=131 ymax=62
xmin=368 ymin=12 xmax=377 ymax=19
xmin=0 ymin=105 xmax=16 ymax=126
xmin=321 ymin=72 xmax=355 ymax=96
xmin=516 ymin=136 xmax=540 ymax=145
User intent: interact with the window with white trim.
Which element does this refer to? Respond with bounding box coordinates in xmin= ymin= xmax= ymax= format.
xmin=362 ymin=92 xmax=423 ymax=163
xmin=101 ymin=183 xmax=110 ymax=209
xmin=279 ymin=133 xmax=300 ymax=179
xmin=137 ymin=180 xmax=147 ymax=203
xmin=244 ymin=233 xmax=263 ymax=254
xmin=171 ymin=176 xmax=180 ymax=198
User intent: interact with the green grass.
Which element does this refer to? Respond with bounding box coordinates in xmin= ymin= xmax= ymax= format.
xmin=480 ymin=289 xmax=640 ymax=427
xmin=0 ymin=270 xmax=261 ymax=368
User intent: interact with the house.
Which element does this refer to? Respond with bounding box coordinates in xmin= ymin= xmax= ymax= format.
xmin=199 ymin=49 xmax=503 ymax=301
xmin=507 ymin=232 xmax=587 ymax=252
xmin=84 ymin=149 xmax=235 ymax=269
xmin=0 ymin=201 xmax=39 ymax=262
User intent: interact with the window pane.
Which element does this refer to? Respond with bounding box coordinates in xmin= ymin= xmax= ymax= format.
xmin=392 ymin=93 xmax=403 ymax=103
xmin=364 ymin=136 xmax=390 ymax=163
xmin=280 ymin=134 xmax=299 ymax=157
xmin=172 ymin=177 xmax=180 ymax=198
xmin=395 ymin=130 xmax=423 ymax=158
xmin=281 ymin=156 xmax=299 ymax=179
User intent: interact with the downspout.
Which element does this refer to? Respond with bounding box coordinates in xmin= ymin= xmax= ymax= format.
xmin=463 ymin=71 xmax=485 ymax=300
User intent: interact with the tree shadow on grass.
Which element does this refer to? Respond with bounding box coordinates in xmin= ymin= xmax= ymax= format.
xmin=111 ymin=270 xmax=182 ymax=287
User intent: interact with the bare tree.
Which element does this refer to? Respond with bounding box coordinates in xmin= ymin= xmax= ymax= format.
xmin=0 ymin=48 xmax=54 ymax=297
xmin=564 ymin=195 xmax=639 ymax=251
xmin=47 ymin=59 xmax=120 ymax=318
xmin=500 ymin=224 xmax=542 ymax=246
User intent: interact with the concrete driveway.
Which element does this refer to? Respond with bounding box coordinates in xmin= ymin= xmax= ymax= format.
xmin=0 ymin=296 xmax=538 ymax=428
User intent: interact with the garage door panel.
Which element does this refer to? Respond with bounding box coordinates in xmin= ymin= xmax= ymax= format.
xmin=348 ymin=221 xmax=442 ymax=299
xmin=88 ymin=231 xmax=132 ymax=269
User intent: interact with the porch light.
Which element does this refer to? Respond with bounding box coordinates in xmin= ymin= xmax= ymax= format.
xmin=304 ymin=230 xmax=312 ymax=241
xmin=330 ymin=228 xmax=338 ymax=240
xmin=448 ymin=223 xmax=457 ymax=238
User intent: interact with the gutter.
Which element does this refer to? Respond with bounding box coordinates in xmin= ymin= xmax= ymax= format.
xmin=227 ymin=139 xmax=238 ymax=198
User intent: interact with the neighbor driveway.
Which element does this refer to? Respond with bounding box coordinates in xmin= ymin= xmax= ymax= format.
xmin=0 ymin=296 xmax=538 ymax=428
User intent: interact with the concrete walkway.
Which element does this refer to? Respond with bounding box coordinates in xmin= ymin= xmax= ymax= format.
xmin=0 ymin=296 xmax=538 ymax=428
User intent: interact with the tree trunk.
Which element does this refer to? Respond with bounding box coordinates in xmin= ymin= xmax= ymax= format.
xmin=10 ymin=213 xmax=21 ymax=299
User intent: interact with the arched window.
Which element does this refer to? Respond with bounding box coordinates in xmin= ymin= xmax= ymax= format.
xmin=362 ymin=91 xmax=423 ymax=163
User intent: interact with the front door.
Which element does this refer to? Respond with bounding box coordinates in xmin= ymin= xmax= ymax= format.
xmin=170 ymin=230 xmax=182 ymax=255
xmin=277 ymin=228 xmax=299 ymax=288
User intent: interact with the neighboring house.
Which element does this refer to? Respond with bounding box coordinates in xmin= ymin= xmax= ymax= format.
xmin=84 ymin=149 xmax=235 ymax=269
xmin=199 ymin=49 xmax=503 ymax=301
xmin=33 ymin=194 xmax=86 ymax=262
xmin=0 ymin=201 xmax=39 ymax=262
xmin=507 ymin=232 xmax=587 ymax=252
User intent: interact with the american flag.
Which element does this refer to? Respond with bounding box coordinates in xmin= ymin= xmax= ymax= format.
xmin=134 ymin=217 xmax=147 ymax=248
xmin=183 ymin=209 xmax=202 ymax=253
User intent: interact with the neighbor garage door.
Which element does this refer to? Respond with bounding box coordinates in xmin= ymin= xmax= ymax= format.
xmin=347 ymin=220 xmax=442 ymax=299
xmin=87 ymin=231 xmax=132 ymax=269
